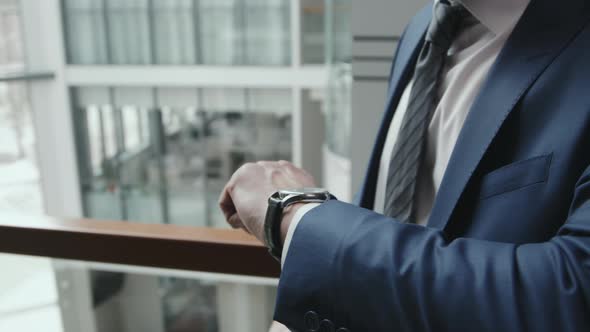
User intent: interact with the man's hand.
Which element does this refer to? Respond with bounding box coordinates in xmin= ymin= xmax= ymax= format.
xmin=218 ymin=160 xmax=316 ymax=244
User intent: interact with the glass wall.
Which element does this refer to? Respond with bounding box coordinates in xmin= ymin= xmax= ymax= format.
xmin=106 ymin=0 xmax=152 ymax=65
xmin=62 ymin=0 xmax=110 ymax=65
xmin=71 ymin=86 xmax=289 ymax=332
xmin=0 ymin=82 xmax=42 ymax=212
xmin=0 ymin=2 xmax=60 ymax=331
xmin=61 ymin=2 xmax=353 ymax=331
xmin=0 ymin=253 xmax=277 ymax=332
xmin=325 ymin=0 xmax=352 ymax=64
xmin=72 ymin=86 xmax=292 ymax=227
xmin=79 ymin=267 xmax=275 ymax=332
xmin=152 ymin=0 xmax=197 ymax=65
xmin=62 ymin=0 xmax=291 ymax=66
xmin=325 ymin=65 xmax=351 ymax=158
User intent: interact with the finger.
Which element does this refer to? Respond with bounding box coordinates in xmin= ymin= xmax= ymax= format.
xmin=277 ymin=160 xmax=291 ymax=167
xmin=218 ymin=184 xmax=237 ymax=221
xmin=240 ymin=224 xmax=251 ymax=234
xmin=257 ymin=160 xmax=277 ymax=168
xmin=227 ymin=213 xmax=244 ymax=229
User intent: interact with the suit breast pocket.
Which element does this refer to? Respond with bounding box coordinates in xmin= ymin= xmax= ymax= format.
xmin=478 ymin=154 xmax=553 ymax=200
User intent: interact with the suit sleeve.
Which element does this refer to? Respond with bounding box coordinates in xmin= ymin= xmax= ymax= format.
xmin=273 ymin=165 xmax=590 ymax=331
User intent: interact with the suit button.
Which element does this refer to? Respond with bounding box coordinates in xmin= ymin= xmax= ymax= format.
xmin=304 ymin=311 xmax=320 ymax=331
xmin=336 ymin=329 xmax=350 ymax=332
xmin=319 ymin=319 xmax=335 ymax=332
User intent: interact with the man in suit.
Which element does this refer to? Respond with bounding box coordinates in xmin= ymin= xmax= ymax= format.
xmin=219 ymin=0 xmax=590 ymax=330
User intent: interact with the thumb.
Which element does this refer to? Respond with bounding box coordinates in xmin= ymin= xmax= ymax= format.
xmin=227 ymin=213 xmax=244 ymax=229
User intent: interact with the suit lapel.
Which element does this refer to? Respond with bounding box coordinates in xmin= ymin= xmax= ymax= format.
xmin=359 ymin=5 xmax=432 ymax=208
xmin=428 ymin=0 xmax=590 ymax=230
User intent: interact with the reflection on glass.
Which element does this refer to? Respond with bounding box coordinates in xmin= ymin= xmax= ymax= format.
xmin=107 ymin=0 xmax=152 ymax=64
xmin=73 ymin=87 xmax=292 ymax=227
xmin=90 ymin=271 xmax=220 ymax=332
xmin=325 ymin=64 xmax=351 ymax=158
xmin=242 ymin=0 xmax=290 ymax=65
xmin=198 ymin=0 xmax=238 ymax=65
xmin=152 ymin=0 xmax=197 ymax=65
xmin=324 ymin=0 xmax=352 ymax=158
xmin=63 ymin=0 xmax=109 ymax=64
xmin=325 ymin=0 xmax=352 ymax=64
xmin=63 ymin=0 xmax=292 ymax=66
xmin=51 ymin=259 xmax=277 ymax=332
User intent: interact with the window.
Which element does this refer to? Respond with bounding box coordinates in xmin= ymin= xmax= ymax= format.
xmin=301 ymin=0 xmax=325 ymax=64
xmin=72 ymin=86 xmax=292 ymax=226
xmin=63 ymin=0 xmax=292 ymax=66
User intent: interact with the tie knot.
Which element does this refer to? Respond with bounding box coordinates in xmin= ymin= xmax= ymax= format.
xmin=426 ymin=2 xmax=468 ymax=51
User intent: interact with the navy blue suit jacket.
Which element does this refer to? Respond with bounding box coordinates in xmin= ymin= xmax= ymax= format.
xmin=275 ymin=0 xmax=590 ymax=331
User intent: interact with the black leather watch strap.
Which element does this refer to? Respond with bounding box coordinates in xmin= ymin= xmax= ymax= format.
xmin=264 ymin=194 xmax=284 ymax=261
xmin=264 ymin=190 xmax=337 ymax=262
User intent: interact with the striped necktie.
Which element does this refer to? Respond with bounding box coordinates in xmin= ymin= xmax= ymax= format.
xmin=384 ymin=2 xmax=468 ymax=223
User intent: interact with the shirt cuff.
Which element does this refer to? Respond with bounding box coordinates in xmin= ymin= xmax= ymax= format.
xmin=281 ymin=203 xmax=321 ymax=268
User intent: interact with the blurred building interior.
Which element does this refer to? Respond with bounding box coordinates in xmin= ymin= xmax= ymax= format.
xmin=0 ymin=0 xmax=427 ymax=331
xmin=0 ymin=0 xmax=353 ymax=331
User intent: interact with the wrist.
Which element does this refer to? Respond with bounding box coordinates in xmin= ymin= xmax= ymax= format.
xmin=264 ymin=188 xmax=334 ymax=261
xmin=280 ymin=202 xmax=305 ymax=245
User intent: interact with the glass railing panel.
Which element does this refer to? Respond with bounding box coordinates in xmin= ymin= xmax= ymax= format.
xmin=72 ymin=86 xmax=292 ymax=228
xmin=0 ymin=253 xmax=278 ymax=332
xmin=0 ymin=254 xmax=61 ymax=332
xmin=62 ymin=260 xmax=278 ymax=332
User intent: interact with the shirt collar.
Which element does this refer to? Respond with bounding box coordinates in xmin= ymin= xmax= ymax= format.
xmin=438 ymin=0 xmax=531 ymax=36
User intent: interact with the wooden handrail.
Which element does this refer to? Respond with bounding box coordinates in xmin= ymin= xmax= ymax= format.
xmin=0 ymin=214 xmax=280 ymax=278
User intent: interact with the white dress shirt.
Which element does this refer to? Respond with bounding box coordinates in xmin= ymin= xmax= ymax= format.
xmin=282 ymin=0 xmax=530 ymax=266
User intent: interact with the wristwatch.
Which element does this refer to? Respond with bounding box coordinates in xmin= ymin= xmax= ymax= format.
xmin=264 ymin=188 xmax=336 ymax=261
